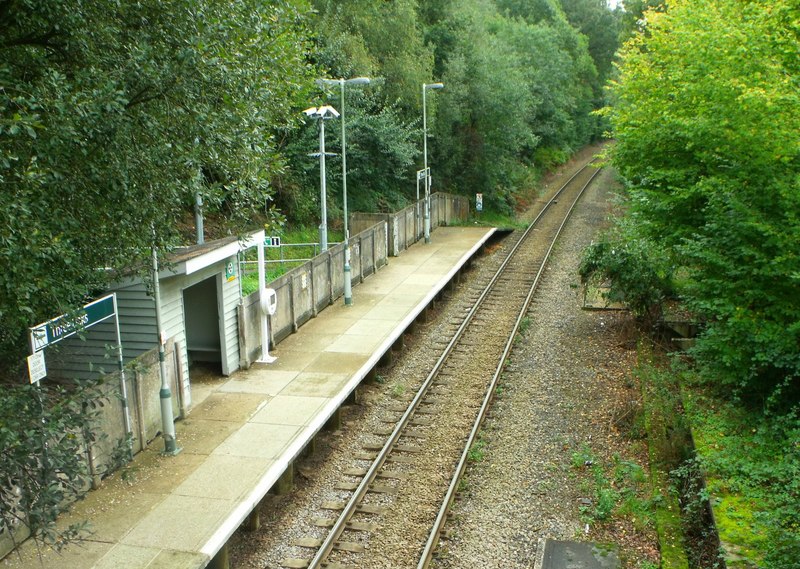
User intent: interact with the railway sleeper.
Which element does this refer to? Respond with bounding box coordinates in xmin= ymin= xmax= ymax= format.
xmin=362 ymin=442 xmax=422 ymax=453
xmin=334 ymin=481 xmax=398 ymax=494
xmin=281 ymin=561 xmax=351 ymax=569
xmin=312 ymin=519 xmax=379 ymax=533
xmin=372 ymin=426 xmax=426 ymax=438
xmin=343 ymin=467 xmax=410 ymax=480
xmin=322 ymin=501 xmax=387 ymax=515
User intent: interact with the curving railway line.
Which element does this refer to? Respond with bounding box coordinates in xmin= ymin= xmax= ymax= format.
xmin=267 ymin=159 xmax=603 ymax=569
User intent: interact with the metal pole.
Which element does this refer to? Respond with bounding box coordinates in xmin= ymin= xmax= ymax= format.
xmin=113 ymin=294 xmax=133 ymax=459
xmin=194 ymin=192 xmax=204 ymax=245
xmin=340 ymin=79 xmax=353 ymax=306
xmin=422 ymin=83 xmax=443 ymax=244
xmin=423 ymin=84 xmax=430 ymax=244
xmin=256 ymin=238 xmax=276 ymax=363
xmin=151 ymin=246 xmax=180 ymax=455
xmin=319 ymin=117 xmax=328 ymax=252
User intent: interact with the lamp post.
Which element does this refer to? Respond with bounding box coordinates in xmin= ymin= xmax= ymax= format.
xmin=151 ymin=244 xmax=180 ymax=456
xmin=303 ymin=105 xmax=340 ymax=252
xmin=318 ymin=77 xmax=370 ymax=306
xmin=423 ymin=82 xmax=444 ymax=244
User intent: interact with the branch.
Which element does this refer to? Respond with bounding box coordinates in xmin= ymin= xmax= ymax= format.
xmin=0 ymin=28 xmax=62 ymax=53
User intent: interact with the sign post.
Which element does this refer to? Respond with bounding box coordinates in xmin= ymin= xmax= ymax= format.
xmin=28 ymin=293 xmax=133 ymax=459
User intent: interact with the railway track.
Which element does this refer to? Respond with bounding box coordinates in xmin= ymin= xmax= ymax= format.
xmin=279 ymin=160 xmax=602 ymax=569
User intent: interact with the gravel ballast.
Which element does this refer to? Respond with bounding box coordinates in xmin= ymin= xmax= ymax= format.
xmin=433 ymin=165 xmax=659 ymax=568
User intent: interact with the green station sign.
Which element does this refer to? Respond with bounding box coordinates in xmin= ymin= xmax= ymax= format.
xmin=30 ymin=294 xmax=116 ymax=352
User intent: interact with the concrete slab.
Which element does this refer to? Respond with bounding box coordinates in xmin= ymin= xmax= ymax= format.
xmin=250 ymin=395 xmax=327 ymax=426
xmin=214 ymin=423 xmax=300 ymax=459
xmin=344 ymin=318 xmax=398 ymax=337
xmin=535 ymin=539 xmax=620 ymax=569
xmin=361 ymin=303 xmax=416 ymax=320
xmin=115 ymin=450 xmax=206 ymax=495
xmin=188 ymin=393 xmax=265 ymax=423
xmin=173 ymin=455 xmax=269 ymax=500
xmin=280 ymin=371 xmax=351 ymax=397
xmin=277 ymin=332 xmax=340 ymax=353
xmin=146 ymin=549 xmax=207 ymax=569
xmin=121 ymin=495 xmax=231 ymax=551
xmin=258 ymin=349 xmax=312 ymax=372
xmin=93 ymin=544 xmax=160 ymax=569
xmin=220 ymin=369 xmax=298 ymax=395
xmin=67 ymin=489 xmax=165 ymax=543
xmin=325 ymin=333 xmax=383 ymax=354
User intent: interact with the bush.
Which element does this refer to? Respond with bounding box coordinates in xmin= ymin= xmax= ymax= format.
xmin=580 ymin=228 xmax=674 ymax=326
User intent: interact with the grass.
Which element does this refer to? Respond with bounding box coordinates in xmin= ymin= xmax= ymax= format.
xmin=570 ymin=442 xmax=658 ymax=531
xmin=468 ymin=438 xmax=488 ymax=463
xmin=636 ymin=346 xmax=691 ymax=569
xmin=390 ymin=383 xmax=406 ymax=398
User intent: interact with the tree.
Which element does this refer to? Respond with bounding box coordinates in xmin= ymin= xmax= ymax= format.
xmin=608 ymin=0 xmax=800 ymax=401
xmin=429 ymin=0 xmax=601 ymax=211
xmin=0 ymin=381 xmax=104 ymax=550
xmin=559 ymin=0 xmax=622 ymax=84
xmin=0 ymin=0 xmax=317 ymax=377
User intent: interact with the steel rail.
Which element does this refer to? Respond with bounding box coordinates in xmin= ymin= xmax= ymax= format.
xmin=417 ymin=166 xmax=602 ymax=568
xmin=305 ymin=161 xmax=600 ymax=569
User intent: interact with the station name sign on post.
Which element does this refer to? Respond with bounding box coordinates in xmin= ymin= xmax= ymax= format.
xmin=30 ymin=294 xmax=116 ymax=352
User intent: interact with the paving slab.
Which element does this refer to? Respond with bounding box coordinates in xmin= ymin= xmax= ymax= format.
xmin=0 ymin=226 xmax=494 ymax=569
xmin=535 ymin=539 xmax=620 ymax=569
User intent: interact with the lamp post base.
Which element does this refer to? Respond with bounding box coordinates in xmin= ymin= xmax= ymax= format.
xmin=344 ymin=261 xmax=353 ymax=306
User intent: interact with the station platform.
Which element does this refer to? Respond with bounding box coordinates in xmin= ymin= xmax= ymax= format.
xmin=2 ymin=226 xmax=496 ymax=569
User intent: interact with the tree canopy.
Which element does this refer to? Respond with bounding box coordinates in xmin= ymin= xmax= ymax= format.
xmin=0 ymin=0 xmax=317 ymax=375
xmin=606 ymin=0 xmax=800 ymax=402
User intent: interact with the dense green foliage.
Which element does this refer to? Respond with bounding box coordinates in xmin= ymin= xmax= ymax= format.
xmin=684 ymin=382 xmax=800 ymax=567
xmin=580 ymin=223 xmax=673 ymax=325
xmin=422 ymin=0 xmax=606 ymax=213
xmin=584 ymin=1 xmax=800 ymax=564
xmin=0 ymin=380 xmax=104 ymax=548
xmin=0 ymin=0 xmax=317 ymax=376
xmin=603 ymin=0 xmax=800 ymax=403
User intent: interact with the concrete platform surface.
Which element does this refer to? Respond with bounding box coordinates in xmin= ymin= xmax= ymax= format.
xmin=1 ymin=226 xmax=495 ymax=569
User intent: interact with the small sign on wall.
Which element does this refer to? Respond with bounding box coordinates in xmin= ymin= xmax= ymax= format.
xmin=225 ymin=261 xmax=237 ymax=282
xmin=27 ymin=351 xmax=46 ymax=384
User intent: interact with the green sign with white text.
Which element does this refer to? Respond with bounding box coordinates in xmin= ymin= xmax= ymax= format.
xmin=30 ymin=294 xmax=116 ymax=352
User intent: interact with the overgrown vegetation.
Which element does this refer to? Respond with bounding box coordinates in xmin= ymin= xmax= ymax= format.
xmin=571 ymin=444 xmax=656 ymax=531
xmin=0 ymin=380 xmax=105 ymax=550
xmin=582 ymin=2 xmax=800 ymax=562
xmin=682 ymin=381 xmax=800 ymax=567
